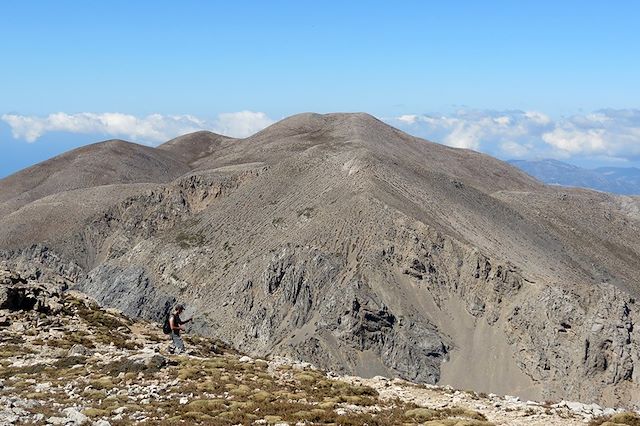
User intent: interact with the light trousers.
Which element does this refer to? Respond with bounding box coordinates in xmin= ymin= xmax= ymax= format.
xmin=171 ymin=331 xmax=185 ymax=354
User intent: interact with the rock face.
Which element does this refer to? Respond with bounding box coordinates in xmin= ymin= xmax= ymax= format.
xmin=1 ymin=112 xmax=639 ymax=407
xmin=0 ymin=269 xmax=67 ymax=314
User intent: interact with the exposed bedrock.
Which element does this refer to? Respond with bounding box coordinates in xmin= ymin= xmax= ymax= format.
xmin=77 ymin=264 xmax=176 ymax=321
xmin=26 ymin=213 xmax=635 ymax=407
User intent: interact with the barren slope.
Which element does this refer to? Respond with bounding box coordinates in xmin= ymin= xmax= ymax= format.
xmin=157 ymin=130 xmax=235 ymax=166
xmin=1 ymin=113 xmax=639 ymax=408
xmin=0 ymin=139 xmax=190 ymax=217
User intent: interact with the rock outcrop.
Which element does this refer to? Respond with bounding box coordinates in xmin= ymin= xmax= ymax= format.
xmin=0 ymin=268 xmax=67 ymax=314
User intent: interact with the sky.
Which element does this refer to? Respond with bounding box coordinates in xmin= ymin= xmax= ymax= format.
xmin=1 ymin=1 xmax=639 ymax=177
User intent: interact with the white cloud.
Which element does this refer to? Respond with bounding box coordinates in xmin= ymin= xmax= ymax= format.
xmin=4 ymin=108 xmax=640 ymax=165
xmin=539 ymin=110 xmax=640 ymax=157
xmin=397 ymin=114 xmax=418 ymax=124
xmin=213 ymin=111 xmax=274 ymax=138
xmin=389 ymin=110 xmax=551 ymax=151
xmin=1 ymin=111 xmax=274 ymax=143
xmin=386 ymin=109 xmax=640 ymax=163
xmin=541 ymin=128 xmax=606 ymax=153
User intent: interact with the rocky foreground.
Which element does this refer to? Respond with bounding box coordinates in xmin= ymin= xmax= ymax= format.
xmin=1 ymin=269 xmax=639 ymax=426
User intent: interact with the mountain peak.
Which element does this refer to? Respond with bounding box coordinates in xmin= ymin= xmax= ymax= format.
xmin=157 ymin=130 xmax=233 ymax=165
xmin=250 ymin=112 xmax=395 ymax=141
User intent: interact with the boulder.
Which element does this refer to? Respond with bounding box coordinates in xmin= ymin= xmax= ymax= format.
xmin=0 ymin=286 xmax=8 ymax=308
xmin=126 ymin=352 xmax=168 ymax=371
xmin=68 ymin=344 xmax=94 ymax=357
xmin=0 ymin=278 xmax=65 ymax=313
xmin=61 ymin=407 xmax=88 ymax=425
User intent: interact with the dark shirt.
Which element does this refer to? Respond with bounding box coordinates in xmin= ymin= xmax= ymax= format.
xmin=169 ymin=313 xmax=184 ymax=335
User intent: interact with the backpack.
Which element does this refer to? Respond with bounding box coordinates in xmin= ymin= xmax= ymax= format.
xmin=162 ymin=314 xmax=172 ymax=334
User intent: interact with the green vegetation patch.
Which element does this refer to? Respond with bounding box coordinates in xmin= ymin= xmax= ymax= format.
xmin=0 ymin=344 xmax=34 ymax=358
xmin=102 ymin=358 xmax=163 ymax=377
xmin=404 ymin=405 xmax=490 ymax=424
xmin=54 ymin=356 xmax=87 ymax=368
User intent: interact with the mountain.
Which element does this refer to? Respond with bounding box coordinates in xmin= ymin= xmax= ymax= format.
xmin=0 ymin=139 xmax=191 ymax=218
xmin=157 ymin=130 xmax=235 ymax=166
xmin=1 ymin=113 xmax=639 ymax=408
xmin=509 ymin=159 xmax=640 ymax=195
xmin=7 ymin=268 xmax=636 ymax=425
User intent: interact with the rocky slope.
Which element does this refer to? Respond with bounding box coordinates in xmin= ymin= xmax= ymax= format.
xmin=1 ymin=113 xmax=639 ymax=408
xmin=4 ymin=269 xmax=640 ymax=426
xmin=0 ymin=139 xmax=189 ymax=219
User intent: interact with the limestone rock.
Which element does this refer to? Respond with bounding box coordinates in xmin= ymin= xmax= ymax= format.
xmin=61 ymin=407 xmax=89 ymax=425
xmin=68 ymin=344 xmax=94 ymax=357
xmin=126 ymin=352 xmax=168 ymax=370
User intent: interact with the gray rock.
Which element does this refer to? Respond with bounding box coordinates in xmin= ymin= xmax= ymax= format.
xmin=564 ymin=401 xmax=586 ymax=412
xmin=0 ymin=286 xmax=8 ymax=308
xmin=68 ymin=344 xmax=93 ymax=357
xmin=0 ymin=272 xmax=66 ymax=314
xmin=62 ymin=407 xmax=88 ymax=425
xmin=76 ymin=265 xmax=175 ymax=321
xmin=127 ymin=352 xmax=168 ymax=370
xmin=0 ymin=413 xmax=19 ymax=424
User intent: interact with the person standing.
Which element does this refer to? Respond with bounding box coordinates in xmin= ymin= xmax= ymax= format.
xmin=168 ymin=304 xmax=192 ymax=354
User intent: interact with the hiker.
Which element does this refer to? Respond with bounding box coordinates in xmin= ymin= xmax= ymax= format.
xmin=166 ymin=304 xmax=192 ymax=354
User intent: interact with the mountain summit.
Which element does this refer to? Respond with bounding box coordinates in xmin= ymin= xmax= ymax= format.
xmin=1 ymin=113 xmax=639 ymax=407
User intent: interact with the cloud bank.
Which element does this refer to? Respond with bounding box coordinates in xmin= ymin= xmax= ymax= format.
xmin=388 ymin=109 xmax=640 ymax=164
xmin=3 ymin=109 xmax=640 ymax=166
xmin=213 ymin=111 xmax=274 ymax=139
xmin=1 ymin=111 xmax=275 ymax=143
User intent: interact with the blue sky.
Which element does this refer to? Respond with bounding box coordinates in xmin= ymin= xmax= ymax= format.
xmin=1 ymin=1 xmax=640 ymax=177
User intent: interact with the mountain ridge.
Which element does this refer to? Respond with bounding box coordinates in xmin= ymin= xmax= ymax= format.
xmin=509 ymin=159 xmax=640 ymax=195
xmin=1 ymin=112 xmax=639 ymax=407
xmin=0 ymin=138 xmax=190 ymax=219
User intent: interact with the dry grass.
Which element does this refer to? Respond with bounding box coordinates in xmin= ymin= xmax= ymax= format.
xmin=589 ymin=412 xmax=640 ymax=426
xmin=1 ymin=290 xmax=497 ymax=426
